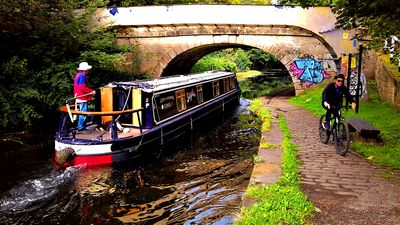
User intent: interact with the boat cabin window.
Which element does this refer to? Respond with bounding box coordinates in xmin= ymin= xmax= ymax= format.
xmin=230 ymin=77 xmax=236 ymax=89
xmin=224 ymin=78 xmax=230 ymax=92
xmin=203 ymin=82 xmax=213 ymax=101
xmin=213 ymin=81 xmax=220 ymax=97
xmin=153 ymin=73 xmax=237 ymax=123
xmin=186 ymin=87 xmax=198 ymax=108
xmin=196 ymin=85 xmax=204 ymax=103
xmin=154 ymin=92 xmax=177 ymax=121
xmin=176 ymin=90 xmax=186 ymax=112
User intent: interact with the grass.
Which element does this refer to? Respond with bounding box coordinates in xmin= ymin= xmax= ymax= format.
xmin=236 ymin=111 xmax=315 ymax=225
xmin=237 ymin=70 xmax=262 ymax=81
xmin=253 ymin=155 xmax=264 ymax=164
xmin=289 ymin=80 xmax=400 ymax=169
xmin=260 ymin=141 xmax=279 ymax=149
xmin=249 ymin=99 xmax=272 ymax=132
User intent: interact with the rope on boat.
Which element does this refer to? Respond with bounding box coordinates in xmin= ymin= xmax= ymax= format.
xmin=115 ymin=86 xmax=132 ymax=121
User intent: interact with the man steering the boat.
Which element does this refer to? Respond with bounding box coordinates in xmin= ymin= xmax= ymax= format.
xmin=74 ymin=62 xmax=96 ymax=132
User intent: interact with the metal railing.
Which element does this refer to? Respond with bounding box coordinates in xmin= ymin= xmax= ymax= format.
xmin=58 ymin=93 xmax=143 ymax=141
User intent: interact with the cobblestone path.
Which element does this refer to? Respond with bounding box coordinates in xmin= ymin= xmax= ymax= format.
xmin=262 ymin=96 xmax=400 ymax=225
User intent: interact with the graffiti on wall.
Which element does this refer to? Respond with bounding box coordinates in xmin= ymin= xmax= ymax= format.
xmin=340 ymin=55 xmax=367 ymax=98
xmin=289 ymin=55 xmax=330 ymax=87
xmin=349 ymin=70 xmax=367 ymax=98
xmin=109 ymin=7 xmax=119 ymax=16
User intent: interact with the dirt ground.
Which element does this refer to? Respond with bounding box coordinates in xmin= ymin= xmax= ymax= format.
xmin=260 ymin=94 xmax=400 ymax=225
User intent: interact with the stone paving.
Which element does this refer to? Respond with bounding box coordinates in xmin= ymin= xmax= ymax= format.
xmin=261 ymin=96 xmax=400 ymax=225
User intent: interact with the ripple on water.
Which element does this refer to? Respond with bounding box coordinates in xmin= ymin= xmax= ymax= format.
xmin=0 ymin=166 xmax=82 ymax=212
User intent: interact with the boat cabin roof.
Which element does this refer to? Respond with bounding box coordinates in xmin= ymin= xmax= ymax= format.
xmin=108 ymin=71 xmax=235 ymax=93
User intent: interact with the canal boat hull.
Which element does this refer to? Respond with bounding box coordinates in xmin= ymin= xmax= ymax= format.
xmin=55 ymin=71 xmax=240 ymax=166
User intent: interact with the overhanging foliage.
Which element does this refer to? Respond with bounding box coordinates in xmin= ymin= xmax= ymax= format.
xmin=0 ymin=0 xmax=143 ymax=132
xmin=278 ymin=0 xmax=400 ymax=48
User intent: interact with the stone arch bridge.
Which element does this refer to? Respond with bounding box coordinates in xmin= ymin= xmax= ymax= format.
xmin=99 ymin=5 xmax=358 ymax=94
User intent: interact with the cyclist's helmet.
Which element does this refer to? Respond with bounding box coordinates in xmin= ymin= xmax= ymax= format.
xmin=334 ymin=74 xmax=345 ymax=80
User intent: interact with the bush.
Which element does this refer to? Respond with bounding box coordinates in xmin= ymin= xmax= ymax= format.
xmin=0 ymin=0 xmax=143 ymax=132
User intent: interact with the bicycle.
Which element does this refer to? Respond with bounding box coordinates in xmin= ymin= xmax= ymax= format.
xmin=319 ymin=105 xmax=350 ymax=156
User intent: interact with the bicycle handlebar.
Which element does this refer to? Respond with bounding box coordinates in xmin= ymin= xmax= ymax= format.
xmin=330 ymin=105 xmax=348 ymax=110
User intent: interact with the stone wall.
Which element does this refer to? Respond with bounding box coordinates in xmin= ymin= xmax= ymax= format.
xmin=375 ymin=55 xmax=400 ymax=108
xmin=363 ymin=51 xmax=378 ymax=79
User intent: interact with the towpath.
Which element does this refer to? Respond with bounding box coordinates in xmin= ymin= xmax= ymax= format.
xmin=259 ymin=96 xmax=400 ymax=225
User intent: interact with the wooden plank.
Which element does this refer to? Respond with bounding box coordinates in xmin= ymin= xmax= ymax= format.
xmin=132 ymin=89 xmax=142 ymax=127
xmin=101 ymin=87 xmax=113 ymax=123
xmin=347 ymin=118 xmax=380 ymax=135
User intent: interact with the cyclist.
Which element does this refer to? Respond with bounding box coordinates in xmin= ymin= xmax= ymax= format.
xmin=321 ymin=73 xmax=356 ymax=129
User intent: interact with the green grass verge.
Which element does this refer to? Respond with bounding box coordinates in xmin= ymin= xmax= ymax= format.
xmin=289 ymin=80 xmax=400 ymax=169
xmin=249 ymin=99 xmax=272 ymax=132
xmin=236 ymin=111 xmax=315 ymax=225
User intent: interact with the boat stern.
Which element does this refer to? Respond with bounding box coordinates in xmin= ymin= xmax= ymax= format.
xmin=54 ymin=140 xmax=113 ymax=167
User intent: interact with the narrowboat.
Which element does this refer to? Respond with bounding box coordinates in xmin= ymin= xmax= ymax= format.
xmin=54 ymin=71 xmax=241 ymax=166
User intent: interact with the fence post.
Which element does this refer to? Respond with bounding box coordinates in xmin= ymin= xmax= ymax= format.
xmin=346 ymin=53 xmax=352 ymax=108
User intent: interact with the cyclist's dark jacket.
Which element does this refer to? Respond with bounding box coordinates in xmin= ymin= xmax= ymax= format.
xmin=321 ymin=82 xmax=353 ymax=108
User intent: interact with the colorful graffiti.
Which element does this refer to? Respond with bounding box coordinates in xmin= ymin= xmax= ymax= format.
xmin=108 ymin=7 xmax=119 ymax=16
xmin=289 ymin=55 xmax=330 ymax=86
xmin=349 ymin=70 xmax=367 ymax=98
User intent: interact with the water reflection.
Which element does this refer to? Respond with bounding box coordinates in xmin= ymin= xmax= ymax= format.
xmin=0 ymin=99 xmax=261 ymax=224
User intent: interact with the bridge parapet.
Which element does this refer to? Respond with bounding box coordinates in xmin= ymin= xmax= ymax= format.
xmin=118 ymin=24 xmax=315 ymax=38
xmin=99 ymin=5 xmax=358 ymax=55
xmin=101 ymin=5 xmax=335 ymax=32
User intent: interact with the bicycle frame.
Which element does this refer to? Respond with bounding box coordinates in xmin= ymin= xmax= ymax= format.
xmin=325 ymin=106 xmax=344 ymax=133
xmin=319 ymin=105 xmax=350 ymax=156
xmin=332 ymin=108 xmax=343 ymax=134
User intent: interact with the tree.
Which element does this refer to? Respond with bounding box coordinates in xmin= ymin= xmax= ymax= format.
xmin=333 ymin=0 xmax=400 ymax=48
xmin=0 ymin=0 xmax=141 ymax=132
xmin=247 ymin=48 xmax=285 ymax=71
xmin=191 ymin=50 xmax=239 ymax=73
xmin=277 ymin=0 xmax=400 ymax=49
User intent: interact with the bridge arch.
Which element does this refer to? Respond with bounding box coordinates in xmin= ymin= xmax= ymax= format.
xmin=161 ymin=43 xmax=248 ymax=76
xmin=116 ymin=24 xmax=337 ymax=94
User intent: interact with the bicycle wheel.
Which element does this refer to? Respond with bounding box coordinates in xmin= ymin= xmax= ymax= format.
xmin=334 ymin=121 xmax=350 ymax=156
xmin=319 ymin=115 xmax=330 ymax=144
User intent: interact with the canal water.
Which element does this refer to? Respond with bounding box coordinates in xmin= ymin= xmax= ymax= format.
xmin=0 ymin=99 xmax=261 ymax=225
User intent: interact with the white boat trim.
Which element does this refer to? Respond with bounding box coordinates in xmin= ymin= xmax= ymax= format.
xmin=55 ymin=141 xmax=112 ymax=156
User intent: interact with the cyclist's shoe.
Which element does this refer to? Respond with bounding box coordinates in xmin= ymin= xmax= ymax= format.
xmin=322 ymin=121 xmax=330 ymax=130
